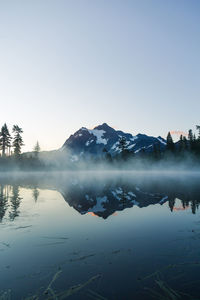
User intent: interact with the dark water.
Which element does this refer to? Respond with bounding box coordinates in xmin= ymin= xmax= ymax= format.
xmin=0 ymin=171 xmax=200 ymax=300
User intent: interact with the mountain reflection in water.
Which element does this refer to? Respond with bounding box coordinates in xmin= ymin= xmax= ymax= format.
xmin=0 ymin=172 xmax=199 ymax=222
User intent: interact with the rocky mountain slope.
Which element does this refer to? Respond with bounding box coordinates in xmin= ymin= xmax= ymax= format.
xmin=62 ymin=123 xmax=166 ymax=159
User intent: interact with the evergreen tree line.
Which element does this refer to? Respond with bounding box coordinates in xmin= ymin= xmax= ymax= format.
xmin=0 ymin=123 xmax=43 ymax=171
xmin=0 ymin=123 xmax=24 ymax=157
xmin=102 ymin=125 xmax=200 ymax=163
xmin=165 ymin=125 xmax=200 ymax=156
xmin=0 ymin=123 xmax=41 ymax=159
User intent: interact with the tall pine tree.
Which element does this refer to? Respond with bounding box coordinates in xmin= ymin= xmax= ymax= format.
xmin=179 ymin=134 xmax=184 ymax=152
xmin=196 ymin=125 xmax=200 ymax=155
xmin=0 ymin=123 xmax=11 ymax=156
xmin=196 ymin=125 xmax=200 ymax=139
xmin=166 ymin=132 xmax=175 ymax=152
xmin=188 ymin=129 xmax=193 ymax=142
xmin=33 ymin=141 xmax=41 ymax=158
xmin=188 ymin=129 xmax=194 ymax=152
xmin=12 ymin=125 xmax=24 ymax=157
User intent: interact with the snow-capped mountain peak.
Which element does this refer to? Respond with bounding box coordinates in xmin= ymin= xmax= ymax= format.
xmin=62 ymin=123 xmax=166 ymax=157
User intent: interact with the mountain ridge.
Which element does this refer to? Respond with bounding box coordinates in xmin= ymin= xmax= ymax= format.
xmin=62 ymin=123 xmax=166 ymax=159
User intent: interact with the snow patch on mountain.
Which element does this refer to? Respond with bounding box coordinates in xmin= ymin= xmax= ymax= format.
xmin=86 ymin=139 xmax=94 ymax=146
xmin=157 ymin=137 xmax=167 ymax=145
xmin=131 ymin=136 xmax=138 ymax=142
xmin=127 ymin=143 xmax=136 ymax=150
xmin=88 ymin=129 xmax=107 ymax=145
xmin=135 ymin=147 xmax=144 ymax=153
xmin=111 ymin=142 xmax=118 ymax=150
xmin=111 ymin=142 xmax=119 ymax=151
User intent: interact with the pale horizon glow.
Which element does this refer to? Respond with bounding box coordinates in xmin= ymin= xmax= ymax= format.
xmin=0 ymin=0 xmax=199 ymax=152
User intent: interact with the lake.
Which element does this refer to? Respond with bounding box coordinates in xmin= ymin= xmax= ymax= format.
xmin=0 ymin=171 xmax=200 ymax=300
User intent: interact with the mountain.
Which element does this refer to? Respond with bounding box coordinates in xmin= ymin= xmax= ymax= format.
xmin=62 ymin=123 xmax=166 ymax=159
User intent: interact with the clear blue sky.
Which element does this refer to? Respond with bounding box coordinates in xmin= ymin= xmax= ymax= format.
xmin=0 ymin=0 xmax=199 ymax=151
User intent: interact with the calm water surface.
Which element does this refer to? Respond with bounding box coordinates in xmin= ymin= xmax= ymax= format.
xmin=0 ymin=172 xmax=200 ymax=300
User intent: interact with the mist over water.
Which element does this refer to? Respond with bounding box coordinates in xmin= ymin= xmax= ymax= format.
xmin=0 ymin=171 xmax=200 ymax=299
xmin=1 ymin=141 xmax=200 ymax=173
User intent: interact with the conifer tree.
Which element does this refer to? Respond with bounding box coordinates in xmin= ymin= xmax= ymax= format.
xmin=196 ymin=125 xmax=200 ymax=155
xmin=179 ymin=134 xmax=184 ymax=152
xmin=166 ymin=132 xmax=175 ymax=152
xmin=196 ymin=125 xmax=200 ymax=139
xmin=12 ymin=125 xmax=24 ymax=157
xmin=188 ymin=129 xmax=193 ymax=143
xmin=183 ymin=136 xmax=188 ymax=151
xmin=118 ymin=137 xmax=128 ymax=152
xmin=33 ymin=141 xmax=41 ymax=158
xmin=0 ymin=123 xmax=11 ymax=156
xmin=193 ymin=134 xmax=198 ymax=154
xmin=118 ymin=137 xmax=129 ymax=160
xmin=188 ymin=129 xmax=194 ymax=152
